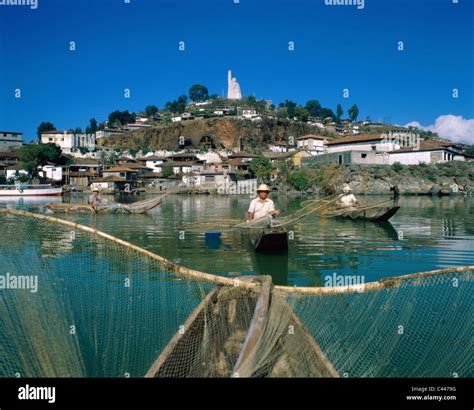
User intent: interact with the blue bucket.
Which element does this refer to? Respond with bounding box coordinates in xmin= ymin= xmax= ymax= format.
xmin=205 ymin=232 xmax=222 ymax=239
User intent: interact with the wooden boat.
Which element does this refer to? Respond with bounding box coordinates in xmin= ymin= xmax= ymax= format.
xmin=0 ymin=184 xmax=62 ymax=197
xmin=45 ymin=195 xmax=165 ymax=214
xmin=321 ymin=200 xmax=400 ymax=222
xmin=145 ymin=276 xmax=338 ymax=378
xmin=249 ymin=226 xmax=288 ymax=253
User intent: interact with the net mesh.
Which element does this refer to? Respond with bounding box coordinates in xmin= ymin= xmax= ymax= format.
xmin=0 ymin=209 xmax=472 ymax=378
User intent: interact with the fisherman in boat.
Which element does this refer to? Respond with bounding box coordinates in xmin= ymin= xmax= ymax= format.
xmin=247 ymin=184 xmax=280 ymax=221
xmin=337 ymin=183 xmax=359 ymax=209
xmin=89 ymin=187 xmax=103 ymax=207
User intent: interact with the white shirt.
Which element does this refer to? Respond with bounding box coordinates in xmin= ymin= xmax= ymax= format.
xmin=248 ymin=198 xmax=275 ymax=220
xmin=339 ymin=194 xmax=357 ymax=207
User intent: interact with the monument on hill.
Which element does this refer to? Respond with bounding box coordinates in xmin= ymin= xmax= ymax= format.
xmin=227 ymin=70 xmax=242 ymax=100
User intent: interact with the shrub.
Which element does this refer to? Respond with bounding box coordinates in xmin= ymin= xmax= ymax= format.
xmin=287 ymin=170 xmax=309 ymax=191
xmin=391 ymin=161 xmax=404 ymax=172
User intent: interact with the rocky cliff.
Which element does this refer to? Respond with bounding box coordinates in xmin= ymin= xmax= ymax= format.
xmin=97 ymin=118 xmax=320 ymax=151
xmin=302 ymin=161 xmax=474 ymax=195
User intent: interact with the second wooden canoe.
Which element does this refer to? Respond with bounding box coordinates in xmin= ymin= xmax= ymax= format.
xmin=321 ymin=203 xmax=400 ymax=221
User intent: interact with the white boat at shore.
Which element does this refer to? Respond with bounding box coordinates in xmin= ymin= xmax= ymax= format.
xmin=0 ymin=184 xmax=63 ymax=197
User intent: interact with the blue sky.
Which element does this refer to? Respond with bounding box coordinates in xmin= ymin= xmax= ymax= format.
xmin=0 ymin=0 xmax=473 ymax=142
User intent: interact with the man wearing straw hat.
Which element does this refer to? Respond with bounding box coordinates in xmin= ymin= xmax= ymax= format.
xmin=246 ymin=183 xmax=280 ymax=221
xmin=89 ymin=187 xmax=103 ymax=207
xmin=337 ymin=183 xmax=359 ymax=209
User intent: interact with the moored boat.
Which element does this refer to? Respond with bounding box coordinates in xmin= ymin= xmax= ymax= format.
xmin=0 ymin=184 xmax=62 ymax=197
xmin=45 ymin=195 xmax=165 ymax=214
xmin=321 ymin=200 xmax=400 ymax=221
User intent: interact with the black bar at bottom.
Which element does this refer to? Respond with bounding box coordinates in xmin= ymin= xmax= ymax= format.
xmin=0 ymin=378 xmax=472 ymax=410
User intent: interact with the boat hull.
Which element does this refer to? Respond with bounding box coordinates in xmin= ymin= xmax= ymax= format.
xmin=322 ymin=205 xmax=400 ymax=221
xmin=250 ymin=227 xmax=289 ymax=253
xmin=0 ymin=188 xmax=63 ymax=197
xmin=46 ymin=195 xmax=164 ymax=214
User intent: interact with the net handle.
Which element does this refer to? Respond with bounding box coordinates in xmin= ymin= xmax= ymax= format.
xmin=0 ymin=208 xmax=255 ymax=289
xmin=274 ymin=265 xmax=474 ymax=295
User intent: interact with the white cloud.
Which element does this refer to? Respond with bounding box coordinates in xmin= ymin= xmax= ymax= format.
xmin=404 ymin=115 xmax=474 ymax=145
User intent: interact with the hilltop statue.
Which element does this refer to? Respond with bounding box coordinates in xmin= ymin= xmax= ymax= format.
xmin=227 ymin=70 xmax=242 ymax=100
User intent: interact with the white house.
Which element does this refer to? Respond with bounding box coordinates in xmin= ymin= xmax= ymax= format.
xmin=96 ymin=128 xmax=127 ymax=139
xmin=141 ymin=155 xmax=167 ymax=173
xmin=297 ymin=135 xmax=332 ymax=155
xmin=171 ymin=116 xmax=182 ymax=123
xmin=41 ymin=131 xmax=96 ymax=153
xmin=242 ymin=109 xmax=257 ymax=119
xmin=39 ymin=165 xmax=63 ymax=181
xmin=5 ymin=163 xmax=28 ymax=180
xmin=326 ymin=132 xmax=419 ymax=154
xmin=90 ymin=176 xmax=126 ymax=191
xmin=126 ymin=123 xmax=152 ymax=131
xmin=269 ymin=142 xmax=291 ymax=153
xmin=388 ymin=140 xmax=466 ymax=165
xmin=0 ymin=131 xmax=23 ymax=151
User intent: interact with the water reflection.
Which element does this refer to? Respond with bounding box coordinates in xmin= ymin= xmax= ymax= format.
xmin=1 ymin=194 xmax=473 ymax=286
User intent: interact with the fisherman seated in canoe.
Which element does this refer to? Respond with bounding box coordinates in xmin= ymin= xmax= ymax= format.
xmin=246 ymin=184 xmax=280 ymax=221
xmin=89 ymin=187 xmax=104 ymax=207
xmin=336 ymin=184 xmax=360 ymax=209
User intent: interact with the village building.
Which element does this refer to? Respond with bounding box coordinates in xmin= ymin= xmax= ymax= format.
xmin=388 ymin=140 xmax=466 ymax=165
xmin=67 ymin=158 xmax=102 ymax=187
xmin=296 ymin=135 xmax=332 ymax=155
xmin=39 ymin=164 xmax=64 ymax=182
xmin=0 ymin=152 xmax=20 ymax=181
xmin=291 ymin=150 xmax=313 ymax=167
xmin=96 ymin=128 xmax=128 ymax=139
xmin=268 ymin=142 xmax=295 ymax=153
xmin=263 ymin=151 xmax=294 ymax=164
xmin=41 ymin=131 xmax=96 ymax=154
xmin=226 ymin=152 xmax=258 ymax=176
xmin=118 ymin=162 xmax=153 ymax=176
xmin=103 ymin=166 xmax=138 ymax=182
xmin=326 ymin=132 xmax=419 ymax=154
xmin=135 ymin=114 xmax=149 ymax=123
xmin=0 ymin=131 xmax=24 ymax=151
xmin=5 ymin=163 xmax=28 ymax=180
xmin=302 ymin=133 xmax=466 ymax=166
xmin=126 ymin=123 xmax=152 ymax=131
xmin=241 ymin=108 xmax=258 ymax=119
xmin=139 ymin=155 xmax=168 ymax=173
xmin=90 ymin=176 xmax=127 ymax=192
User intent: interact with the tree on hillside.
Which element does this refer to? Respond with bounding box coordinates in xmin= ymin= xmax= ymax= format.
xmin=189 ymin=84 xmax=209 ymax=102
xmin=165 ymin=95 xmax=188 ymax=114
xmin=276 ymin=107 xmax=288 ymax=119
xmin=250 ymin=156 xmax=272 ymax=181
xmin=19 ymin=143 xmax=62 ymax=178
xmin=37 ymin=121 xmax=56 ymax=141
xmin=320 ymin=107 xmax=336 ymax=120
xmin=336 ymin=104 xmax=343 ymax=122
xmin=255 ymin=100 xmax=267 ymax=115
xmin=108 ymin=111 xmax=136 ymax=128
xmin=465 ymin=145 xmax=474 ymax=157
xmin=245 ymin=96 xmax=257 ymax=107
xmin=284 ymin=100 xmax=297 ymax=118
xmin=305 ymin=100 xmax=322 ymax=117
xmin=85 ymin=118 xmax=98 ymax=134
xmin=348 ymin=104 xmax=359 ymax=122
xmin=295 ymin=106 xmax=309 ymax=122
xmin=145 ymin=105 xmax=159 ymax=117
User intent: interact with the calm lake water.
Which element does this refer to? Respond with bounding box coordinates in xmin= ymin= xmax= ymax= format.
xmin=1 ymin=193 xmax=473 ymax=378
xmin=3 ymin=193 xmax=474 ymax=286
